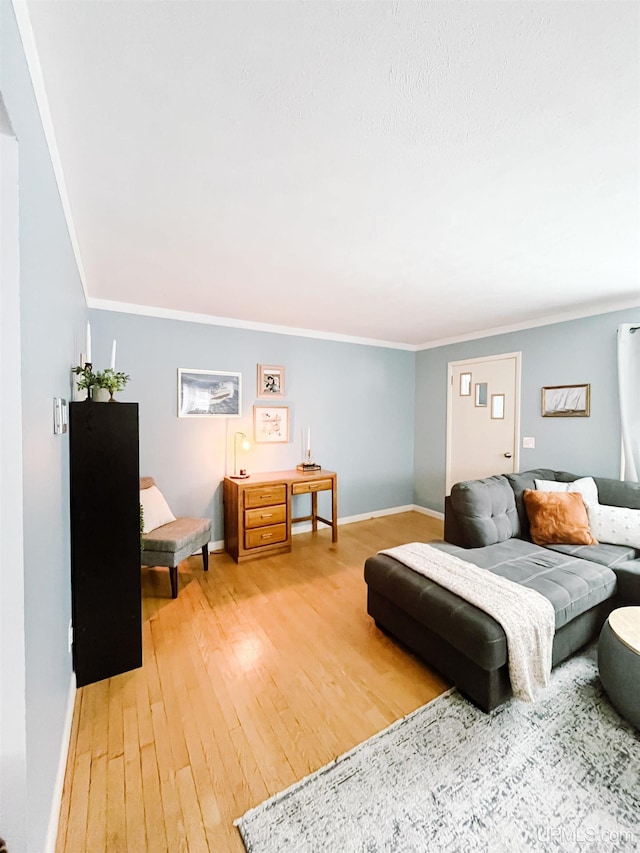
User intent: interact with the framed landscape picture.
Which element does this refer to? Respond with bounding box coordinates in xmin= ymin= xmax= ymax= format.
xmin=257 ymin=364 xmax=285 ymax=398
xmin=541 ymin=384 xmax=590 ymax=418
xmin=253 ymin=405 xmax=289 ymax=442
xmin=178 ymin=368 xmax=241 ymax=417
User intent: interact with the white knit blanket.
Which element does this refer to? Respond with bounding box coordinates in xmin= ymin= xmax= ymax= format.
xmin=379 ymin=543 xmax=556 ymax=702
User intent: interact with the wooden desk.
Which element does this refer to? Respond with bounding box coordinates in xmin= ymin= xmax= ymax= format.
xmin=223 ymin=469 xmax=338 ymax=563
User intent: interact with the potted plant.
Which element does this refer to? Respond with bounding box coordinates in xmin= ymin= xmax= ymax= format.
xmin=96 ymin=369 xmax=130 ymax=402
xmin=72 ymin=365 xmax=130 ymax=401
xmin=72 ymin=364 xmax=97 ymax=398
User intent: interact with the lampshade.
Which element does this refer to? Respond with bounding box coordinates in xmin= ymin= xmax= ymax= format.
xmin=231 ymin=431 xmax=251 ymax=479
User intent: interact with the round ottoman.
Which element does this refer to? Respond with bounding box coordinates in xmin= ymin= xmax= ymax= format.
xmin=598 ymin=607 xmax=640 ymax=730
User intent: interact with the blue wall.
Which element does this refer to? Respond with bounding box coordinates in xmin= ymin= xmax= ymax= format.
xmin=414 ymin=307 xmax=640 ymax=513
xmin=89 ymin=311 xmax=416 ymax=539
xmin=1 ymin=4 xmax=88 ymax=851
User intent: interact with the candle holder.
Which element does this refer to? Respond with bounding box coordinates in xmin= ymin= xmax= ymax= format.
xmin=84 ymin=363 xmax=94 ymax=401
xmin=297 ymin=427 xmax=321 ymax=471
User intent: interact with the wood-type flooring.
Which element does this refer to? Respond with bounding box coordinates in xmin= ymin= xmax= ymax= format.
xmin=56 ymin=511 xmax=448 ymax=852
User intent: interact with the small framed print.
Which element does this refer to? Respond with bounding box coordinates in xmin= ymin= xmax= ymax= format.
xmin=253 ymin=405 xmax=289 ymax=443
xmin=178 ymin=369 xmax=241 ymax=417
xmin=257 ymin=364 xmax=285 ymax=398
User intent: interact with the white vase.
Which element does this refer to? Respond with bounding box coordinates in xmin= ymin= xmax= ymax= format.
xmin=91 ymin=387 xmax=110 ymax=402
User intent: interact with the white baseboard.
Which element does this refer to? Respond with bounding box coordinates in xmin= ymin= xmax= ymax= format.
xmin=208 ymin=504 xmax=443 ymax=549
xmin=44 ymin=672 xmax=76 ymax=853
xmin=292 ymin=503 xmax=444 ymax=533
xmin=411 ymin=504 xmax=445 ymax=521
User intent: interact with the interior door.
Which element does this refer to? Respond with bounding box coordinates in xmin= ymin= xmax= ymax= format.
xmin=446 ymin=352 xmax=521 ymax=493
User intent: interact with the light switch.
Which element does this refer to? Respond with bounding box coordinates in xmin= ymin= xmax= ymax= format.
xmin=54 ymin=397 xmax=68 ymax=435
xmin=522 ymin=436 xmax=535 ymax=449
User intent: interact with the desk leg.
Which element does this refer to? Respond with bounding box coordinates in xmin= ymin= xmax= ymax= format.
xmin=311 ymin=491 xmax=318 ymax=532
xmin=331 ymin=480 xmax=338 ymax=542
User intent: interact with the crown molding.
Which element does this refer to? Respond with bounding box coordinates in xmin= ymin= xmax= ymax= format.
xmin=90 ymin=295 xmax=640 ymax=352
xmin=415 ymin=297 xmax=640 ymax=351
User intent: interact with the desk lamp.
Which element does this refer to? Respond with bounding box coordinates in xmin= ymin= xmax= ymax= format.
xmin=231 ymin=431 xmax=251 ymax=479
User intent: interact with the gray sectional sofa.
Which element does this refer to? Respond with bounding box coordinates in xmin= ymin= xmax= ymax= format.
xmin=364 ymin=469 xmax=640 ymax=712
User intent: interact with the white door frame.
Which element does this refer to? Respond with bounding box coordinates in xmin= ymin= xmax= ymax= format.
xmin=445 ymin=351 xmax=522 ymax=493
xmin=0 ymin=112 xmax=28 ymax=848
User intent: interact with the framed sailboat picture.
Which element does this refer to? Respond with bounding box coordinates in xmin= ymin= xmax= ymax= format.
xmin=541 ymin=384 xmax=590 ymax=418
xmin=178 ymin=369 xmax=241 ymax=417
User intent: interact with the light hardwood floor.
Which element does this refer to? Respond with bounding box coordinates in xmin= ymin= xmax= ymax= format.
xmin=56 ymin=512 xmax=448 ymax=852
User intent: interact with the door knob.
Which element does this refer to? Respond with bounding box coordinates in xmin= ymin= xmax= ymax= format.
xmin=504 ymin=452 xmax=512 ymax=458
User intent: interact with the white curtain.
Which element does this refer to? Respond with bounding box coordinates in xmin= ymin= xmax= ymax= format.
xmin=618 ymin=324 xmax=640 ymax=481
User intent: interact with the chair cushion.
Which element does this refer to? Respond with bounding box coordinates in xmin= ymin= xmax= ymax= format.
xmin=142 ymin=517 xmax=211 ymax=553
xmin=140 ymin=485 xmax=176 ymax=533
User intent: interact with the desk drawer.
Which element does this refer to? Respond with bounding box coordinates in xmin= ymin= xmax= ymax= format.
xmin=245 ymin=523 xmax=287 ymax=550
xmin=244 ymin=484 xmax=287 ymax=509
xmin=245 ymin=504 xmax=287 ymax=529
xmin=291 ymin=478 xmax=333 ymax=495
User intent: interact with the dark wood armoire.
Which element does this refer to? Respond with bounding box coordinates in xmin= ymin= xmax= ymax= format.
xmin=69 ymin=401 xmax=142 ymax=686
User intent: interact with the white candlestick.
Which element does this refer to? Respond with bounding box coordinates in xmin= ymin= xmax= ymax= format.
xmin=110 ymin=339 xmax=116 ymax=370
xmin=86 ymin=322 xmax=92 ymax=363
xmin=306 ymin=428 xmax=311 ymax=453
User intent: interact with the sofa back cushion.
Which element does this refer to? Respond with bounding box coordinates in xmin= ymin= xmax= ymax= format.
xmin=555 ymin=472 xmax=640 ymax=510
xmin=505 ymin=469 xmax=561 ymax=539
xmin=449 ymin=475 xmax=520 ymax=547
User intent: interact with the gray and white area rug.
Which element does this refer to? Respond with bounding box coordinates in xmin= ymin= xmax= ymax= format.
xmin=235 ymin=648 xmax=640 ymax=852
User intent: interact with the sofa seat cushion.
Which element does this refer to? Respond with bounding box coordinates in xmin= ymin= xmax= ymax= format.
xmin=544 ymin=542 xmax=637 ymax=569
xmin=436 ymin=540 xmax=616 ymax=630
xmin=611 ymin=559 xmax=640 ymax=603
xmin=365 ymin=538 xmax=616 ymax=674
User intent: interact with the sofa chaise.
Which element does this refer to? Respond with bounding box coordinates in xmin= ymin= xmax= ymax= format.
xmin=364 ymin=469 xmax=640 ymax=712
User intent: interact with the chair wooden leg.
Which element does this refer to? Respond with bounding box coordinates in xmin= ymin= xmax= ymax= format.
xmin=169 ymin=566 xmax=178 ymax=598
xmin=202 ymin=544 xmax=209 ymax=571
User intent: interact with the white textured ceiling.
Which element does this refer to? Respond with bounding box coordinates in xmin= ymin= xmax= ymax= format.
xmin=23 ymin=1 xmax=640 ymax=347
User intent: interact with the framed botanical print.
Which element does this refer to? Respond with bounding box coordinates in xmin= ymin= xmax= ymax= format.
xmin=253 ymin=405 xmax=289 ymax=443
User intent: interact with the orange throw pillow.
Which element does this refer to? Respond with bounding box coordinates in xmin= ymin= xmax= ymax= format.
xmin=523 ymin=489 xmax=598 ymax=546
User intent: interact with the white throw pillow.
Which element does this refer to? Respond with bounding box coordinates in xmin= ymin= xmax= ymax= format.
xmin=534 ymin=477 xmax=599 ymax=506
xmin=586 ymin=504 xmax=640 ymax=549
xmin=140 ymin=485 xmax=176 ymax=533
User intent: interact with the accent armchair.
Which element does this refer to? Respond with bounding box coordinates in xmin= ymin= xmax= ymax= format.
xmin=140 ymin=477 xmax=211 ymax=598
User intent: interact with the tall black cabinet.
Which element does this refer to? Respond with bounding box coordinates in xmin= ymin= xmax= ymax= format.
xmin=69 ymin=402 xmax=142 ymax=686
